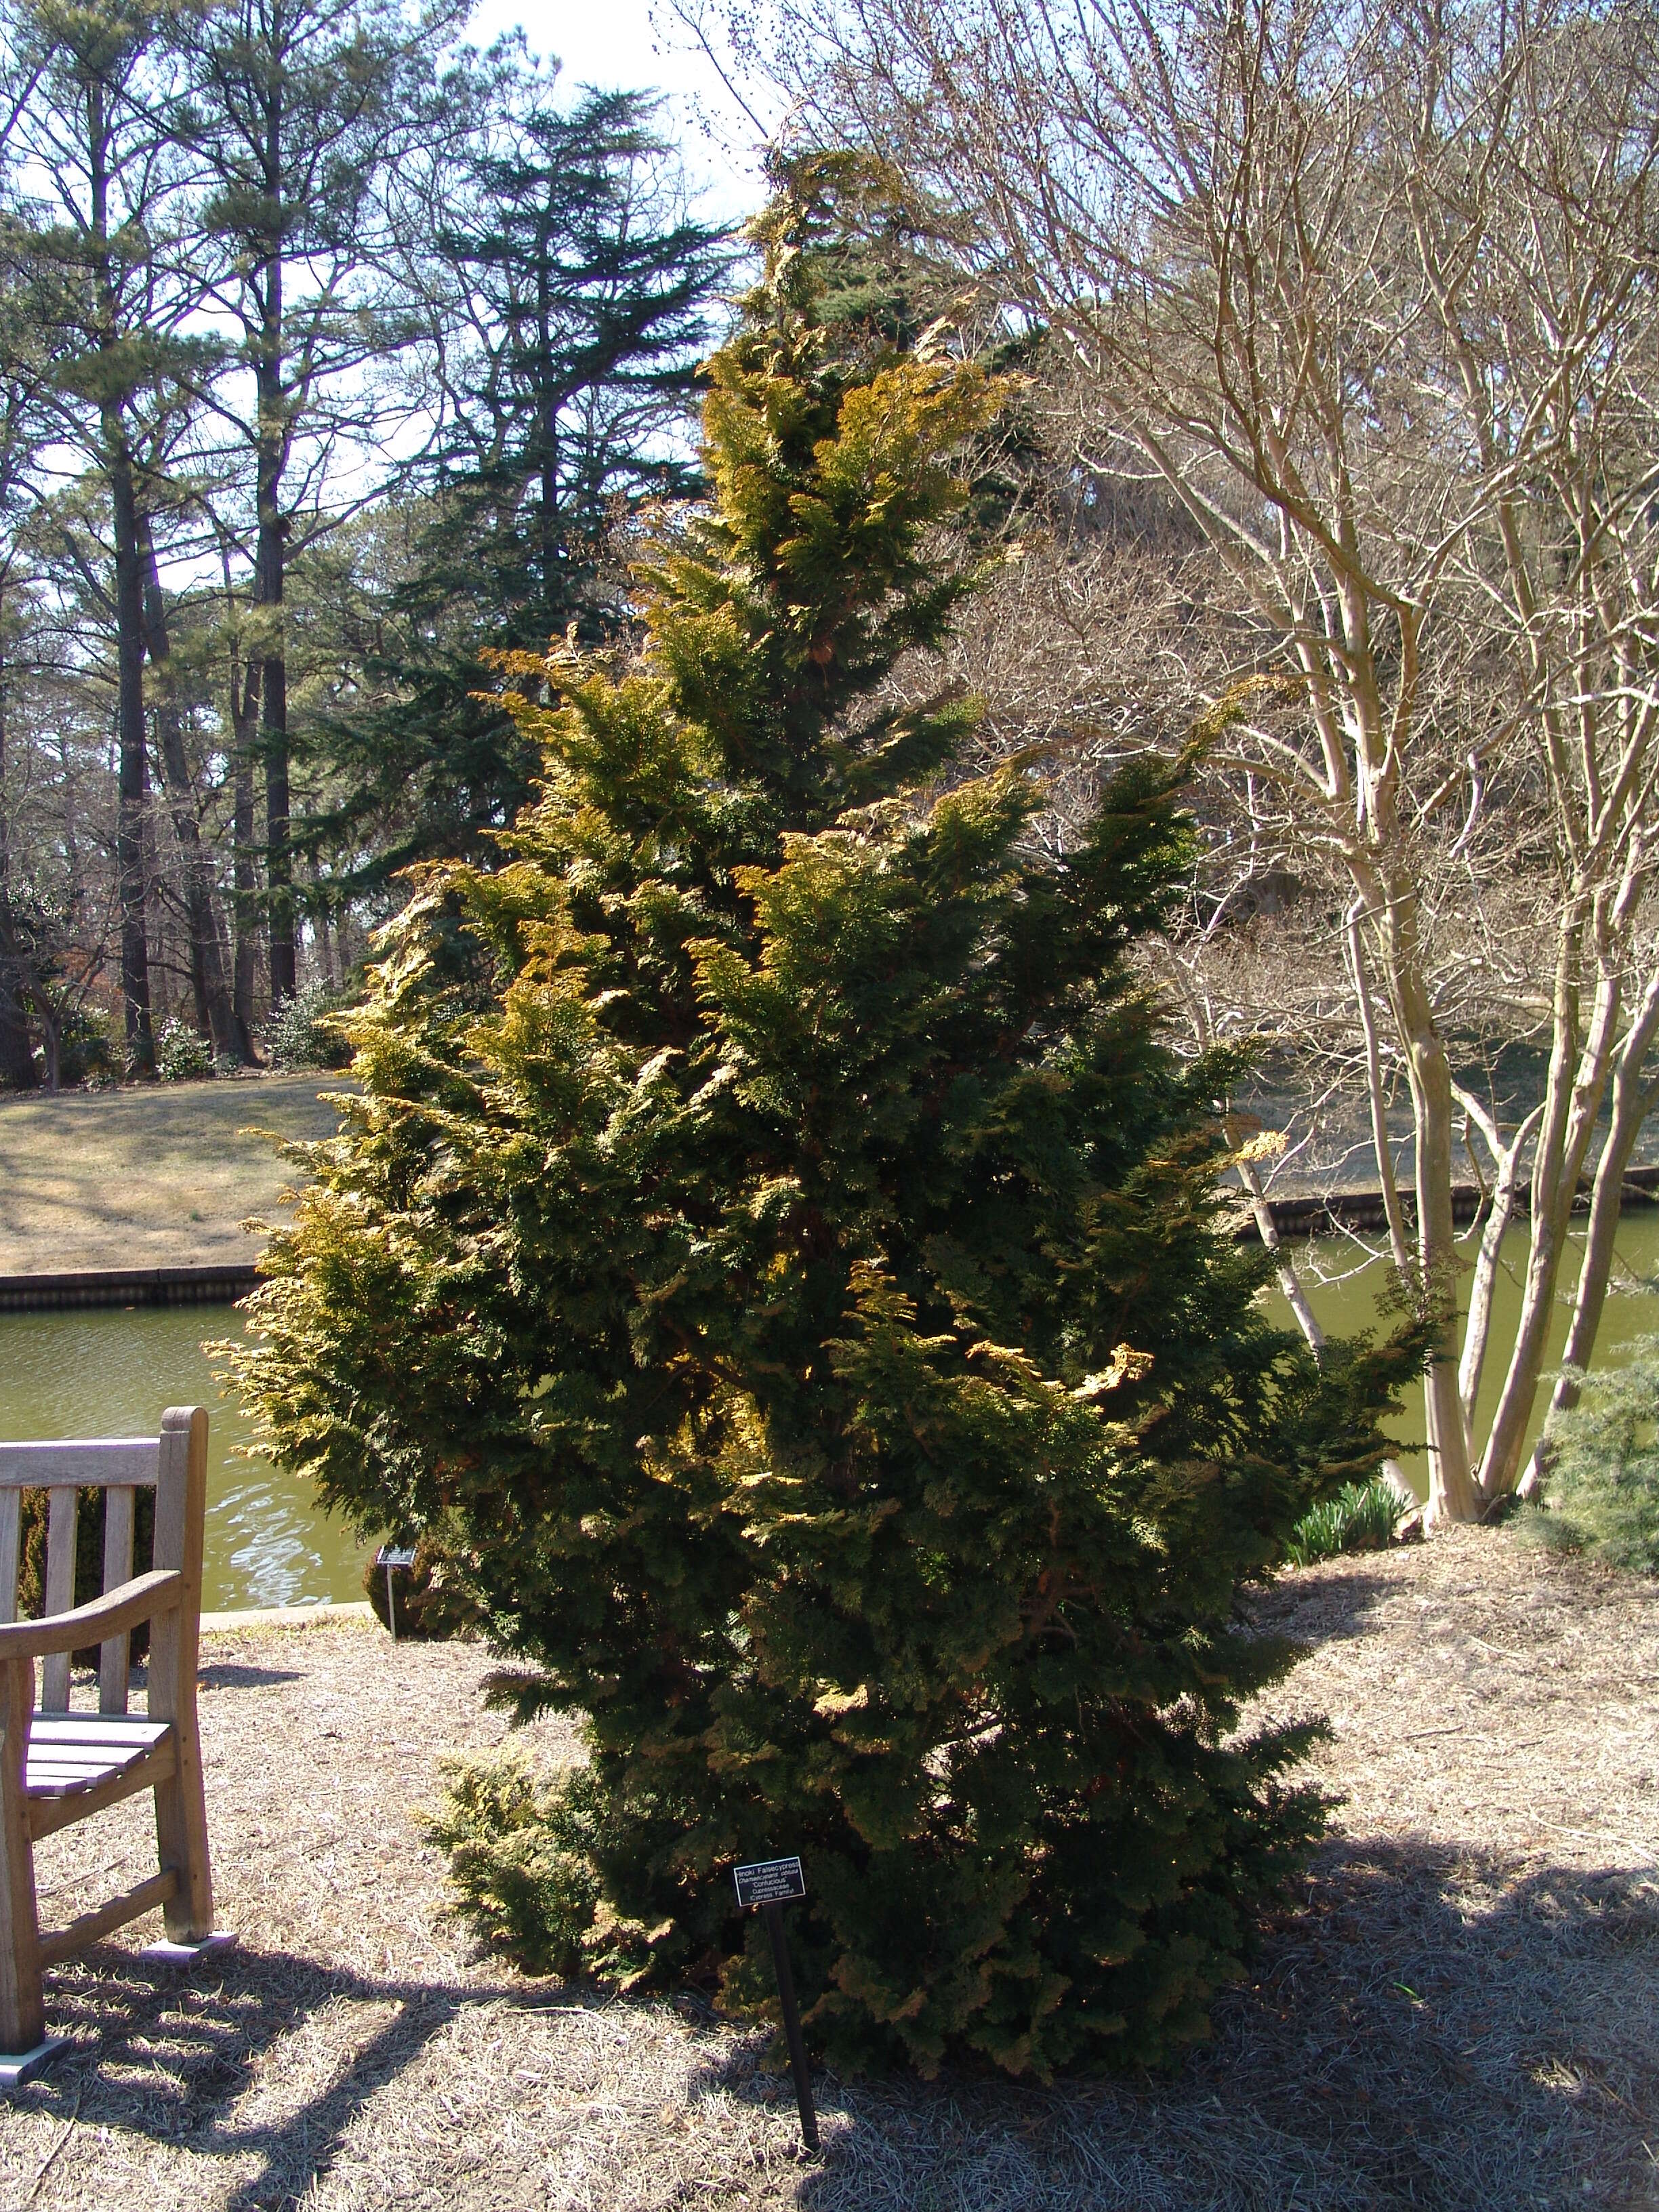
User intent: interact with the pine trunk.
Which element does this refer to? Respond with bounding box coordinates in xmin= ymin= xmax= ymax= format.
xmin=139 ymin=525 xmax=241 ymax=1059
xmin=109 ymin=438 xmax=153 ymax=1073
xmin=0 ymin=597 xmax=36 ymax=1090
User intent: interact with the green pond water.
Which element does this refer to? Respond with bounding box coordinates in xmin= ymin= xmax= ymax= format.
xmin=0 ymin=1305 xmax=369 ymax=1611
xmin=1266 ymin=1204 xmax=1659 ymax=1492
xmin=2 ymin=1205 xmax=1657 ymax=1612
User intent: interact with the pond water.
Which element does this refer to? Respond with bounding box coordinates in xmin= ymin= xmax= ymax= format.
xmin=0 ymin=1305 xmax=368 ymax=1611
xmin=3 ymin=1206 xmax=1657 ymax=1610
xmin=1267 ymin=1204 xmax=1659 ymax=1492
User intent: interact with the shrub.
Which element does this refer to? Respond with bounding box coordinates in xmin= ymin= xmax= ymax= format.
xmin=264 ymin=981 xmax=352 ymax=1072
xmin=155 ymin=1016 xmax=213 ymax=1083
xmin=1284 ymin=1477 xmax=1401 ymax=1567
xmin=424 ymin=1757 xmax=600 ymax=1980
xmin=230 ymin=165 xmax=1413 ymax=2080
xmin=363 ymin=1532 xmax=484 ymax=1640
xmin=1529 ymin=1340 xmax=1659 ymax=1572
xmin=50 ymin=1005 xmax=116 ymax=1088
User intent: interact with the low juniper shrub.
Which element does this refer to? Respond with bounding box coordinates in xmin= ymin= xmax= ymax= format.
xmin=1525 ymin=1341 xmax=1659 ymax=1572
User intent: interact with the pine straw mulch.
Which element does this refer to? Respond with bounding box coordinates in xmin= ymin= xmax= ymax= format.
xmin=0 ymin=1523 xmax=1655 ymax=2212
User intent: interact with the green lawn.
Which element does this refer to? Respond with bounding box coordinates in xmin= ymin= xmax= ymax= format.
xmin=0 ymin=1074 xmax=352 ymax=1273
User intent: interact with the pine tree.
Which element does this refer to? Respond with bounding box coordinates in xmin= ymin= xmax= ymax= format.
xmin=232 ymin=162 xmax=1412 ymax=2077
xmin=312 ymin=84 xmax=722 ymax=883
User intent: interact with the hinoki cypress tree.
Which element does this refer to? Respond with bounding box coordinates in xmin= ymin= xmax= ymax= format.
xmin=233 ymin=167 xmax=1411 ymax=2077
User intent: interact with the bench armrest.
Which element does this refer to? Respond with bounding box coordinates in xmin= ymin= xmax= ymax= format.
xmin=0 ymin=1570 xmax=183 ymax=1662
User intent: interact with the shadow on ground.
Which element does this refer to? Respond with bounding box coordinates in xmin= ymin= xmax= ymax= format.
xmin=702 ymin=1835 xmax=1659 ymax=2211
xmin=16 ymin=1830 xmax=1650 ymax=2211
xmin=194 ymin=1663 xmax=306 ymax=1692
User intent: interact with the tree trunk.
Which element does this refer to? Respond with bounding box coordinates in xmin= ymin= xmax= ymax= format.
xmin=1525 ymin=964 xmax=1659 ymax=1490
xmin=138 ymin=523 xmax=241 ymax=1059
xmin=1477 ymin=915 xmax=1620 ymax=1499
xmin=1238 ymin=1155 xmax=1325 ymax=1356
xmin=0 ymin=598 xmax=37 ymax=1090
xmin=222 ymin=611 xmax=262 ymax=1059
xmin=109 ymin=438 xmax=153 ymax=1074
xmin=256 ymin=85 xmax=295 ymax=1011
xmin=1366 ymin=839 xmax=1480 ymax=1520
xmin=262 ymin=575 xmax=293 ymax=1006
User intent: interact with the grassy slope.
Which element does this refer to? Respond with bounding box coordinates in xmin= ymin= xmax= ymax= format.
xmin=0 ymin=1075 xmax=352 ymax=1273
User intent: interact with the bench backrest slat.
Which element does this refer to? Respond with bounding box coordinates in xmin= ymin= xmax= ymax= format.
xmin=40 ymin=1490 xmax=77 ymax=1712
xmin=0 ymin=1441 xmax=161 ymax=1489
xmin=0 ymin=1416 xmax=201 ymax=1721
xmin=0 ymin=1491 xmax=18 ymax=1627
xmin=99 ymin=1487 xmax=137 ymax=1714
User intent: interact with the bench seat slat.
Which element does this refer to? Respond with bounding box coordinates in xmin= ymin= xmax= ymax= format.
xmin=28 ymin=1719 xmax=168 ymax=1746
xmin=24 ymin=1713 xmax=172 ymax=1800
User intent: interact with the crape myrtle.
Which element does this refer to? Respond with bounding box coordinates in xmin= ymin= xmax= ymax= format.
xmin=230 ymin=161 xmax=1412 ymax=2078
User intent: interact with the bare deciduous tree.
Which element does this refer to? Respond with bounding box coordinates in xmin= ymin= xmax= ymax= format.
xmin=743 ymin=0 xmax=1659 ymax=1521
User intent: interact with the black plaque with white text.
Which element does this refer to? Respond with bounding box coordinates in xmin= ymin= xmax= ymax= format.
xmin=733 ymin=1856 xmax=806 ymax=1910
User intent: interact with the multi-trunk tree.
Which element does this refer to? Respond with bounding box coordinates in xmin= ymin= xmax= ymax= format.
xmin=231 ymin=171 xmax=1411 ymax=2076
xmin=755 ymin=0 xmax=1659 ymax=1519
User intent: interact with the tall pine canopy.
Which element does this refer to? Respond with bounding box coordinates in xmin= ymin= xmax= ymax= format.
xmin=316 ymin=88 xmax=722 ymax=882
xmin=232 ymin=163 xmax=1409 ymax=2078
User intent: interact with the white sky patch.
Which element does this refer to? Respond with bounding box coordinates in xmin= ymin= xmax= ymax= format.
xmin=464 ymin=0 xmax=777 ymax=229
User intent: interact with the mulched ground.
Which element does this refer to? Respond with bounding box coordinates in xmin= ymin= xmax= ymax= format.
xmin=0 ymin=1523 xmax=1654 ymax=2211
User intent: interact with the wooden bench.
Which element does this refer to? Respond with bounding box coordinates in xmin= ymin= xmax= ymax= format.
xmin=0 ymin=1406 xmax=220 ymax=2076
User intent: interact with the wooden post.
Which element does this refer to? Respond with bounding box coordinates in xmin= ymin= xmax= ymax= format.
xmin=148 ymin=1409 xmax=212 ymax=1941
xmin=0 ymin=1656 xmax=42 ymax=2053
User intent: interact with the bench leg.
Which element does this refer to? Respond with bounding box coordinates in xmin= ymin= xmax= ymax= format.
xmin=0 ymin=1660 xmax=43 ymax=2055
xmin=153 ymin=1713 xmax=213 ymax=1945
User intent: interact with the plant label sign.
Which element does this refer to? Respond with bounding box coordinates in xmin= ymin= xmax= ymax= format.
xmin=375 ymin=1545 xmax=417 ymax=1570
xmin=733 ymin=1856 xmax=806 ymax=1910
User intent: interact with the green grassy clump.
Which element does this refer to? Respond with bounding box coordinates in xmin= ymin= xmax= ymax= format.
xmin=1284 ymin=1477 xmax=1400 ymax=1568
xmin=1525 ymin=1340 xmax=1659 ymax=1572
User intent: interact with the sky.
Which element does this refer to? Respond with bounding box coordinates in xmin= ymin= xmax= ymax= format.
xmin=461 ymin=0 xmax=778 ymax=228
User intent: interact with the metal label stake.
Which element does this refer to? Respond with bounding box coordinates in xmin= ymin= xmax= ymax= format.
xmin=733 ymin=1855 xmax=818 ymax=2152
xmin=375 ymin=1544 xmax=417 ymax=1642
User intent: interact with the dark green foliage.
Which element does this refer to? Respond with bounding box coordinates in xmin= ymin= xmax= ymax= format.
xmin=263 ymin=982 xmax=352 ymax=1073
xmin=315 ymin=89 xmax=723 ymax=882
xmin=1284 ymin=1476 xmax=1401 ymax=1567
xmin=51 ymin=1004 xmax=115 ymax=1088
xmin=230 ymin=169 xmax=1412 ymax=2078
xmin=1528 ymin=1341 xmax=1659 ymax=1571
xmin=363 ymin=1531 xmax=483 ymax=1640
xmin=19 ymin=1483 xmax=155 ymax=1665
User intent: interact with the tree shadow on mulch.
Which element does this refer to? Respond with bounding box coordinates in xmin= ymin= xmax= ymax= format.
xmin=196 ymin=1663 xmax=306 ymax=1691
xmin=1245 ymin=1564 xmax=1400 ymax=1648
xmin=7 ymin=1946 xmax=522 ymax=2211
xmin=683 ymin=1835 xmax=1659 ymax=2211
xmin=11 ymin=1833 xmax=1656 ymax=2212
